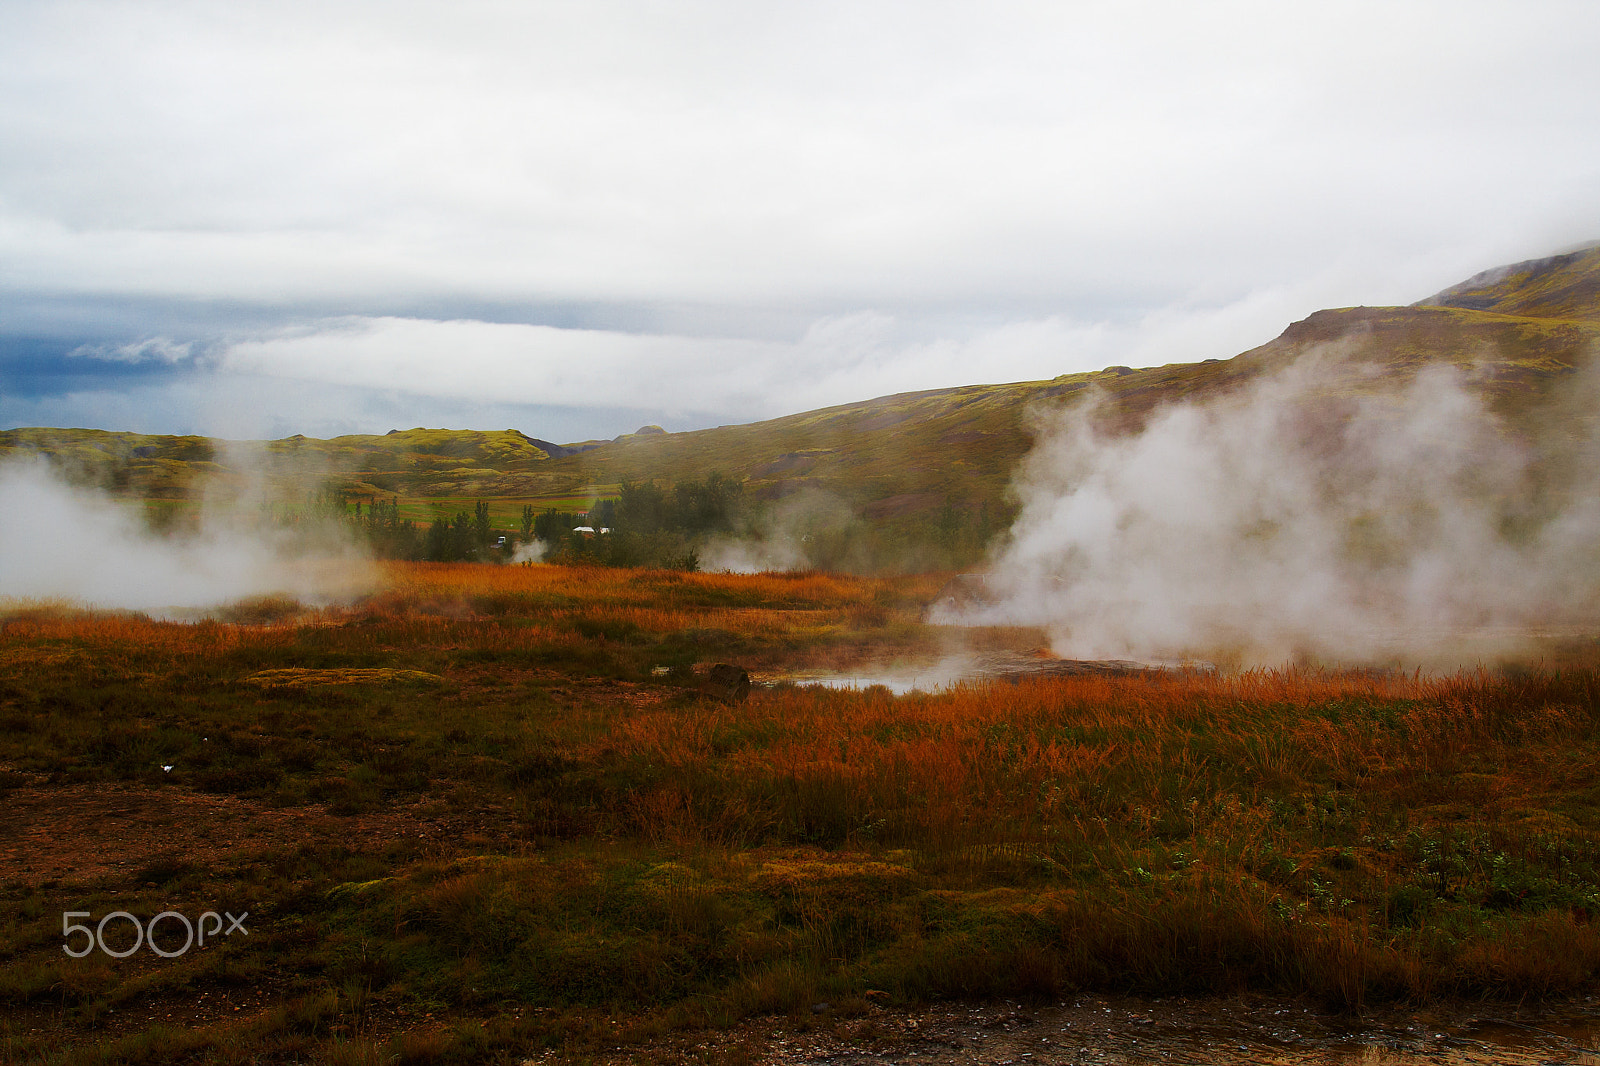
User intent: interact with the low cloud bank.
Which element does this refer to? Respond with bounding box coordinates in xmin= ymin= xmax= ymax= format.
xmin=208 ymin=297 xmax=1319 ymax=431
xmin=944 ymin=351 xmax=1600 ymax=667
xmin=0 ymin=460 xmax=375 ymax=616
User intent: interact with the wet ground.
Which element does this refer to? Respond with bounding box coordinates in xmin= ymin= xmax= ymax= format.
xmin=759 ymin=653 xmax=1216 ymax=695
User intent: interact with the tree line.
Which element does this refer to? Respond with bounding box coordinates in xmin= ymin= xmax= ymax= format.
xmin=526 ymin=473 xmax=744 ymax=570
xmin=295 ymin=473 xmax=744 ymax=567
xmin=273 ymin=492 xmax=496 ymax=563
xmin=289 ymin=471 xmax=999 ymax=571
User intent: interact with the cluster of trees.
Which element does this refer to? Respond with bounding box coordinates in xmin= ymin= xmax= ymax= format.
xmin=297 ymin=492 xmax=497 ymax=562
xmin=351 ymin=496 xmax=424 ymax=559
xmin=281 ymin=472 xmax=998 ymax=572
xmin=614 ymin=473 xmax=741 ymax=537
xmin=529 ymin=474 xmax=744 ymax=571
xmin=309 ymin=474 xmax=742 ymax=567
xmin=422 ymin=501 xmax=497 ymax=562
xmin=522 ymin=501 xmax=609 ymax=543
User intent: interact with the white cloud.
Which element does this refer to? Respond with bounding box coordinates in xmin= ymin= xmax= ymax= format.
xmin=69 ymin=337 xmax=195 ymax=364
xmin=2 ymin=1 xmax=1598 ymax=431
xmin=212 ymin=277 xmax=1362 ymax=427
xmin=3 ymin=2 xmax=1597 ymax=308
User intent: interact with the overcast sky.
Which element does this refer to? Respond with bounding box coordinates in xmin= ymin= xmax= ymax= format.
xmin=3 ymin=0 xmax=1598 ymax=441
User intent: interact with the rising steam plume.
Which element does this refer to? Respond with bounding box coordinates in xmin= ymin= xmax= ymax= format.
xmin=0 ymin=458 xmax=374 ymax=617
xmin=943 ymin=348 xmax=1600 ymax=667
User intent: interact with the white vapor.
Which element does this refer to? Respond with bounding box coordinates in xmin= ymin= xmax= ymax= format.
xmin=0 ymin=461 xmax=375 ymax=616
xmin=702 ymin=489 xmax=856 ymax=573
xmin=511 ymin=539 xmax=547 ymax=565
xmin=947 ymin=351 xmax=1600 ymax=667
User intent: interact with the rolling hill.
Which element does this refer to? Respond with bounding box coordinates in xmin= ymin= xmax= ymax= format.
xmin=492 ymin=243 xmax=1600 ymax=541
xmin=4 ymin=245 xmax=1598 ymax=567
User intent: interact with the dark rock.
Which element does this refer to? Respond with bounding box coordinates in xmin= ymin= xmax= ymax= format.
xmin=705 ymin=663 xmax=750 ymax=703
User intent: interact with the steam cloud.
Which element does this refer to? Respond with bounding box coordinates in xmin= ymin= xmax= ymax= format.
xmin=0 ymin=460 xmax=375 ymax=616
xmin=511 ymin=539 xmax=548 ymax=565
xmin=702 ymin=489 xmax=856 ymax=573
xmin=948 ymin=351 xmax=1600 ymax=667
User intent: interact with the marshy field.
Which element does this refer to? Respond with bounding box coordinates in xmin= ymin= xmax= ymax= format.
xmin=4 ymin=562 xmax=1600 ymax=1064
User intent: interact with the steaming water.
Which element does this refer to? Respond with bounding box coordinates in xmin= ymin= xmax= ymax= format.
xmin=774 ymin=655 xmax=1216 ymax=692
xmin=792 ymin=674 xmax=946 ymax=694
xmin=766 ymin=655 xmax=978 ymax=693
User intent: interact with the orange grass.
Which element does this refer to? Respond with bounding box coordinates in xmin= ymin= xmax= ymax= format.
xmin=2 ymin=562 xmax=950 ymax=682
xmin=376 ymin=559 xmax=926 ymax=607
xmin=600 ymin=667 xmax=1600 ymax=850
xmin=5 ymin=561 xmax=1600 ymax=1044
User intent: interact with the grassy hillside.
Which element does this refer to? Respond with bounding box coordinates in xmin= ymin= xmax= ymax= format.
xmin=1416 ymin=244 xmax=1600 ymax=321
xmin=0 ymin=427 xmax=589 ymax=502
xmin=536 ymin=246 xmax=1600 ymax=553
xmin=4 ymin=246 xmax=1598 ymax=567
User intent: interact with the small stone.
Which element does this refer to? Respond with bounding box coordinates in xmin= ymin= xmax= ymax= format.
xmin=706 ymin=663 xmax=751 ymax=702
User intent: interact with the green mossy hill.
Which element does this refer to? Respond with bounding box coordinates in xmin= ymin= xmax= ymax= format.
xmin=265 ymin=427 xmax=581 ymax=495
xmin=0 ymin=427 xmax=221 ymax=498
xmin=0 ymin=426 xmax=586 ymax=500
xmin=1232 ymin=304 xmax=1600 ymax=417
xmin=1416 ymin=244 xmax=1600 ymax=321
xmin=265 ymin=427 xmax=563 ymax=468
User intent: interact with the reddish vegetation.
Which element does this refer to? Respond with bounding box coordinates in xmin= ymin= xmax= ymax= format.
xmin=3 ymin=562 xmax=1600 ymax=1064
